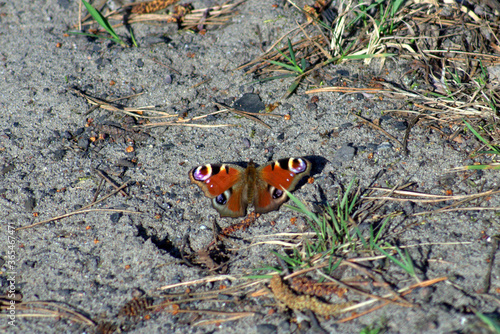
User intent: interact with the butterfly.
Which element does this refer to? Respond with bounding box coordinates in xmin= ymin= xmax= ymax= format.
xmin=189 ymin=158 xmax=312 ymax=218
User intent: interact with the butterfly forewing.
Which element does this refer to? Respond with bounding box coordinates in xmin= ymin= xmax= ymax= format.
xmin=189 ymin=163 xmax=249 ymax=217
xmin=253 ymin=158 xmax=311 ymax=214
xmin=258 ymin=158 xmax=311 ymax=190
xmin=189 ymin=164 xmax=244 ymax=198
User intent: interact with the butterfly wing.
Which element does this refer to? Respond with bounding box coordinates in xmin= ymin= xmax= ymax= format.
xmin=189 ymin=163 xmax=248 ymax=217
xmin=253 ymin=158 xmax=312 ymax=214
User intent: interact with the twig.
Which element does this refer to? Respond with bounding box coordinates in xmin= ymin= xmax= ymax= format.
xmin=350 ymin=112 xmax=404 ymax=149
xmin=94 ymin=168 xmax=128 ymax=196
xmin=16 ymin=182 xmax=133 ymax=231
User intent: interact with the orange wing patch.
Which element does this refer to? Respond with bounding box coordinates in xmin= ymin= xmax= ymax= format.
xmin=259 ymin=163 xmax=297 ymax=190
xmin=202 ymin=165 xmax=241 ymax=197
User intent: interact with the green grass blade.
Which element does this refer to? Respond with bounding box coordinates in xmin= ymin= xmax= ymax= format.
xmin=271 ymin=250 xmax=301 ymax=267
xmin=130 ymin=27 xmax=138 ymax=47
xmin=478 ymin=150 xmax=500 ymax=155
xmin=355 ymin=225 xmax=368 ymax=249
xmin=373 ymin=218 xmax=389 ymax=245
xmin=399 ymin=248 xmax=415 ymax=277
xmin=81 ymin=0 xmax=125 ymax=46
xmin=463 ymin=119 xmax=499 ymax=153
xmin=341 ymin=53 xmax=397 ymax=60
xmin=244 ymin=275 xmax=274 ymax=279
xmin=285 ymin=190 xmax=322 ymax=226
xmin=461 ymin=164 xmax=500 ymax=170
xmin=267 ymin=60 xmax=301 ymax=73
xmin=327 ymin=257 xmax=342 ymax=274
xmin=301 ymin=58 xmax=307 ymax=72
xmin=391 ymin=0 xmax=406 ymax=17
xmin=372 ymin=243 xmax=408 ymax=273
xmin=286 ymin=76 xmax=303 ymax=95
xmin=274 ymin=47 xmax=295 ymax=66
xmin=287 ymin=38 xmax=297 ymax=66
xmin=473 ymin=310 xmax=500 ymax=333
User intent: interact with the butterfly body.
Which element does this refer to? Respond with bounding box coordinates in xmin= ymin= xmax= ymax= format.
xmin=189 ymin=158 xmax=312 ymax=217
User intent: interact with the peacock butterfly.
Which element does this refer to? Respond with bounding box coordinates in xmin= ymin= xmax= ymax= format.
xmin=189 ymin=158 xmax=312 ymax=218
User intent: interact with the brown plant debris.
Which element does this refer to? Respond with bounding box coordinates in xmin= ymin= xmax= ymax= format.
xmin=270 ymin=275 xmax=353 ymax=317
xmin=118 ymin=296 xmax=154 ymax=318
xmin=290 ymin=276 xmax=347 ymax=298
xmin=130 ymin=0 xmax=178 ymax=14
xmin=87 ymin=1 xmax=244 ymax=32
xmin=95 ymin=321 xmax=118 ymax=334
xmin=193 ymin=243 xmax=231 ymax=273
xmin=170 ymin=4 xmax=194 ymax=23
xmin=218 ymin=212 xmax=260 ymax=239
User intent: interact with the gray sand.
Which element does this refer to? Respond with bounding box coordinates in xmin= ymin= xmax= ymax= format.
xmin=1 ymin=0 xmax=499 ymax=333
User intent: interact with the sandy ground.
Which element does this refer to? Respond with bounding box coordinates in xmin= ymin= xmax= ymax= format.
xmin=1 ymin=0 xmax=499 ymax=333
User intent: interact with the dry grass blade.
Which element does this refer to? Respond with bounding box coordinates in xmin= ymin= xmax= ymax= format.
xmin=140 ymin=108 xmax=236 ymax=128
xmin=337 ymin=276 xmax=448 ymax=322
xmin=213 ymin=102 xmax=282 ymax=129
xmin=141 ymin=122 xmax=235 ymax=128
xmin=414 ymin=205 xmax=500 ymax=216
xmin=235 ymin=26 xmax=304 ymax=72
xmin=350 ymin=112 xmax=404 ymax=149
xmin=158 ymin=275 xmax=237 ymax=291
xmin=15 ymin=182 xmax=135 ymax=231
xmin=316 ymin=271 xmax=412 ymax=308
xmin=0 ymin=301 xmax=96 ymax=326
xmin=367 ymin=187 xmax=500 ymax=203
xmin=94 ymin=168 xmax=128 ymax=196
xmin=367 ymin=187 xmax=500 ymax=216
xmin=306 ymin=87 xmax=391 ymax=94
xmin=237 ymin=33 xmax=326 ymax=77
xmin=156 ymin=280 xmax=264 ymax=299
xmin=69 ymin=87 xmax=174 ymax=119
xmin=192 ymin=312 xmax=255 ymax=326
xmin=15 ymin=209 xmax=141 ymax=232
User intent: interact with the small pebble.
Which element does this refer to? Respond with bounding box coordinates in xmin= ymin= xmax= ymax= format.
xmin=77 ymin=137 xmax=89 ymax=150
xmin=242 ymin=138 xmax=251 ymax=148
xmin=51 ymin=149 xmax=67 ymax=161
xmin=366 ymin=143 xmax=378 ymax=152
xmin=233 ymin=93 xmax=265 ymax=113
xmin=164 ymin=74 xmax=172 ymax=85
xmin=306 ymin=102 xmax=317 ymax=110
xmin=24 ymin=197 xmax=36 ymax=211
xmin=392 ymin=120 xmax=408 ymax=131
xmin=116 ymin=159 xmax=136 ymax=168
xmin=110 ymin=212 xmax=123 ymax=223
xmin=377 ymin=142 xmax=393 ymax=151
xmin=62 ymin=131 xmax=72 ymax=139
xmin=255 ymin=324 xmax=277 ymax=334
xmin=1 ymin=164 xmax=15 ymax=175
xmin=334 ymin=143 xmax=356 ymax=161
xmin=340 ymin=122 xmax=353 ymax=129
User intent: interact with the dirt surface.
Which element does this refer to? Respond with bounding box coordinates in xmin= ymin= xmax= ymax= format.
xmin=1 ymin=0 xmax=499 ymax=333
